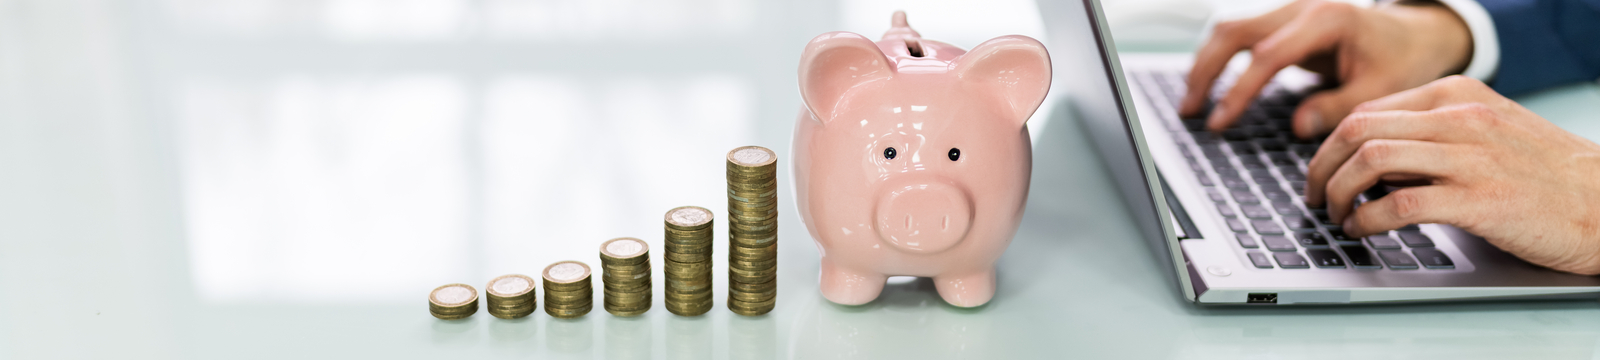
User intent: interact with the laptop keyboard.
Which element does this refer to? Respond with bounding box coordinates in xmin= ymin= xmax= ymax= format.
xmin=1129 ymin=69 xmax=1453 ymax=271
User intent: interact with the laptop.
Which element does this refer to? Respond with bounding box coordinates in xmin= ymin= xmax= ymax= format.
xmin=1039 ymin=0 xmax=1600 ymax=304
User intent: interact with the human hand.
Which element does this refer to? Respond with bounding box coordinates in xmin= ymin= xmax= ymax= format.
xmin=1180 ymin=0 xmax=1473 ymax=138
xmin=1305 ymin=76 xmax=1600 ymax=275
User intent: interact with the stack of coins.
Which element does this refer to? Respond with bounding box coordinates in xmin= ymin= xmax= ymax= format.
xmin=542 ymin=261 xmax=593 ymax=318
xmin=663 ymin=206 xmax=715 ymax=316
xmin=485 ymin=274 xmax=537 ymax=319
xmin=600 ymin=237 xmax=652 ymax=316
xmin=726 ymin=146 xmax=778 ymax=316
xmin=428 ymin=283 xmax=479 ymax=320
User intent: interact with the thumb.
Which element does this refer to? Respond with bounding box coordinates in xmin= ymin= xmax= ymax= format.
xmin=1291 ymin=81 xmax=1391 ymax=139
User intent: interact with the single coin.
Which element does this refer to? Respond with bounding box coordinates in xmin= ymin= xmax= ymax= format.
xmin=600 ymin=237 xmax=650 ymax=265
xmin=727 ymin=146 xmax=777 ymax=168
xmin=486 ymin=274 xmax=535 ymax=298
xmin=543 ymin=261 xmax=592 ymax=284
xmin=665 ymin=206 xmax=714 ymax=229
xmin=431 ymin=284 xmax=478 ymax=307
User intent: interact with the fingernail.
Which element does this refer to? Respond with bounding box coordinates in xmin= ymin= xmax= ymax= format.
xmin=1303 ymin=112 xmax=1323 ymax=136
xmin=1206 ymin=104 xmax=1228 ymax=130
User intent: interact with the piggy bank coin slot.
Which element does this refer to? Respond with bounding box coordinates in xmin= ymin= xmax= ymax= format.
xmin=903 ymin=38 xmax=924 ymax=58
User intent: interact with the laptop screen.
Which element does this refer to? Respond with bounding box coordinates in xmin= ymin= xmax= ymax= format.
xmin=1037 ymin=0 xmax=1192 ymax=298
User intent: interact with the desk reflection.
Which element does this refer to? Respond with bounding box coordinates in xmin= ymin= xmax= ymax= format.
xmin=604 ymin=315 xmax=651 ymax=360
xmin=789 ymin=276 xmax=995 ymax=359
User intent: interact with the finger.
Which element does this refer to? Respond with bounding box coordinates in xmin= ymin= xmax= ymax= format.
xmin=1303 ymin=109 xmax=1469 ymax=207
xmin=1349 ymin=75 xmax=1495 ymax=113
xmin=1323 ymin=139 xmax=1463 ymax=224
xmin=1290 ymin=77 xmax=1395 ymax=139
xmin=1342 ymin=185 xmax=1461 ymax=237
xmin=1180 ymin=1 xmax=1317 ymax=117
xmin=1205 ymin=4 xmax=1352 ymax=131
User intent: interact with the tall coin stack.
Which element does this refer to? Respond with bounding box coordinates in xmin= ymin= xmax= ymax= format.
xmin=600 ymin=237 xmax=652 ymax=317
xmin=726 ymin=146 xmax=778 ymax=316
xmin=428 ymin=283 xmax=479 ymax=320
xmin=485 ymin=274 xmax=537 ymax=319
xmin=663 ymin=206 xmax=714 ymax=316
xmin=542 ymin=261 xmax=593 ymax=318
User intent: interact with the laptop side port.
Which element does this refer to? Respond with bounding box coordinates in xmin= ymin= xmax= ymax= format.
xmin=1247 ymin=293 xmax=1278 ymax=304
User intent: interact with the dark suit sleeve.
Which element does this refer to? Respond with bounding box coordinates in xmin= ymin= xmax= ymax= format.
xmin=1478 ymin=0 xmax=1600 ymax=96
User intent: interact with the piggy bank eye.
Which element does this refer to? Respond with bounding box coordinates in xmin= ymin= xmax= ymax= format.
xmin=884 ymin=147 xmax=898 ymax=160
xmin=948 ymin=148 xmax=961 ymax=161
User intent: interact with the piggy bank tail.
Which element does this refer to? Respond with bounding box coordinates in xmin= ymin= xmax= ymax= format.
xmin=882 ymin=11 xmax=922 ymax=41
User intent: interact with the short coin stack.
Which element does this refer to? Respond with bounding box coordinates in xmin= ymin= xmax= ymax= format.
xmin=542 ymin=261 xmax=593 ymax=318
xmin=484 ymin=274 xmax=537 ymax=319
xmin=663 ymin=206 xmax=715 ymax=316
xmin=600 ymin=237 xmax=652 ymax=317
xmin=429 ymin=283 xmax=479 ymax=320
xmin=725 ymin=146 xmax=778 ymax=316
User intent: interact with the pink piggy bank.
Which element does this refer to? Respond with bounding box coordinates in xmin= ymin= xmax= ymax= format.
xmin=791 ymin=12 xmax=1050 ymax=307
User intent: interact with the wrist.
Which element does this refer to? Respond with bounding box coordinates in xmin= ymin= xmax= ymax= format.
xmin=1381 ymin=1 xmax=1474 ymax=77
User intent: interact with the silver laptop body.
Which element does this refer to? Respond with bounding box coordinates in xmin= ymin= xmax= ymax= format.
xmin=1040 ymin=0 xmax=1600 ymax=305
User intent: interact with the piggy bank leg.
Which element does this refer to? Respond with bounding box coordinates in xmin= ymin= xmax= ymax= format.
xmin=933 ymin=268 xmax=997 ymax=307
xmin=818 ymin=259 xmax=887 ymax=305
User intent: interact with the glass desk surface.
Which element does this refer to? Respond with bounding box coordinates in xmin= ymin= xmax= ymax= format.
xmin=3 ymin=0 xmax=1600 ymax=358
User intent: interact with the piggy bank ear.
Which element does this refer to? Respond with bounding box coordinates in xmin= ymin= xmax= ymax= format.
xmin=799 ymin=32 xmax=894 ymax=124
xmin=951 ymin=35 xmax=1051 ymax=129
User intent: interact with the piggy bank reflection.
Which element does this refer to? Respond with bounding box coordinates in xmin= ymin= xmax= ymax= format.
xmin=791 ymin=12 xmax=1049 ymax=307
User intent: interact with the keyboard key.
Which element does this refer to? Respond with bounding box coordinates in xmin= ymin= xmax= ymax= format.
xmin=1278 ymin=164 xmax=1304 ymax=176
xmin=1231 ymin=190 xmax=1259 ymax=204
xmin=1293 ymin=230 xmax=1329 ymax=248
xmin=1257 ymin=138 xmax=1287 ymax=152
xmin=1273 ymin=252 xmax=1310 ymax=269
xmin=1268 ymin=153 xmax=1295 ymax=166
xmin=1340 ymin=245 xmax=1381 ymax=269
xmin=1286 ymin=216 xmax=1319 ymax=230
xmin=1271 ymin=200 xmax=1301 ymax=217
xmin=1399 ymin=224 xmax=1420 ymax=231
xmin=1222 ymin=177 xmax=1250 ymax=189
xmin=1378 ymin=250 xmax=1419 ymax=270
xmin=1202 ymin=145 xmax=1227 ymax=159
xmin=1230 ymin=142 xmax=1260 ymax=156
xmin=1236 ymin=233 xmax=1259 ymax=248
xmin=1326 ymin=227 xmax=1359 ymax=242
xmin=1213 ymin=164 xmax=1238 ymax=174
xmin=1311 ymin=208 xmax=1337 ymax=226
xmin=1239 ymin=157 xmax=1267 ymax=169
xmin=1216 ymin=204 xmax=1238 ymax=218
xmin=1240 ymin=204 xmax=1273 ymax=219
xmin=1306 ymin=249 xmax=1346 ymax=268
xmin=1247 ymin=252 xmax=1274 ymax=268
xmin=1227 ymin=218 xmax=1247 ymax=232
xmin=1262 ymin=188 xmax=1292 ymax=201
xmin=1191 ymin=131 xmax=1220 ymax=144
xmin=1413 ymin=248 xmax=1455 ymax=269
xmin=1252 ymin=219 xmax=1284 ymax=234
xmin=1223 ymin=130 xmax=1251 ymax=142
xmin=1366 ymin=234 xmax=1402 ymax=249
xmin=1196 ymin=172 xmax=1215 ymax=186
xmin=1290 ymin=180 xmax=1307 ymax=195
xmin=1207 ymin=188 xmax=1226 ymax=203
xmin=1399 ymin=231 xmax=1434 ymax=247
xmin=1281 ymin=171 xmax=1306 ymax=182
xmin=1292 ymin=144 xmax=1317 ymax=159
xmin=1261 ymin=235 xmax=1296 ymax=251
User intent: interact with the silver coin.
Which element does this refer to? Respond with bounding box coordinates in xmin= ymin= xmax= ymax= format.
xmin=433 ymin=285 xmax=476 ymax=306
xmin=492 ymin=276 xmax=532 ymax=295
xmin=730 ymin=147 xmax=774 ymax=166
xmin=668 ymin=207 xmax=712 ymax=227
xmin=604 ymin=238 xmax=646 ymax=258
xmin=548 ymin=263 xmax=588 ymax=282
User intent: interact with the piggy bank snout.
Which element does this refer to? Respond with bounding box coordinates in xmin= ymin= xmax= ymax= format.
xmin=874 ymin=182 xmax=972 ymax=254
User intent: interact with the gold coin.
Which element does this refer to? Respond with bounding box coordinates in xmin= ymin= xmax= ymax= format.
xmin=730 ymin=279 xmax=776 ymax=292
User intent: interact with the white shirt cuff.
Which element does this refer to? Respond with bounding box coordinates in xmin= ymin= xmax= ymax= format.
xmin=1433 ymin=0 xmax=1499 ymax=81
